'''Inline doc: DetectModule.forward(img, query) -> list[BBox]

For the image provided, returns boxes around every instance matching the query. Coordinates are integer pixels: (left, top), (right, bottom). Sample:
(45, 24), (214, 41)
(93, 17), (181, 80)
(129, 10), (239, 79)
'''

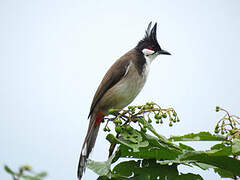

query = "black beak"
(158, 49), (171, 55)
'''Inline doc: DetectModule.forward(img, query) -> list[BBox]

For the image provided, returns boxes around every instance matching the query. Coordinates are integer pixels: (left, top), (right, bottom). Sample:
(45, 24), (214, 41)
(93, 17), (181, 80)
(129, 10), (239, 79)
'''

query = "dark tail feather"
(77, 115), (100, 180)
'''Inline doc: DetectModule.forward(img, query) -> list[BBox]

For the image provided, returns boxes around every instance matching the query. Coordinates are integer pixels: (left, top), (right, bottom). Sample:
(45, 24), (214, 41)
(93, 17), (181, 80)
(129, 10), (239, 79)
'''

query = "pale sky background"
(1, 0), (240, 179)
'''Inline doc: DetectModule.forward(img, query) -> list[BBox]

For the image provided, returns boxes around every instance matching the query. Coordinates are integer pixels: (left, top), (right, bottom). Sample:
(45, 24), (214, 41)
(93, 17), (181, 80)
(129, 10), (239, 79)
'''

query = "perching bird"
(77, 22), (171, 179)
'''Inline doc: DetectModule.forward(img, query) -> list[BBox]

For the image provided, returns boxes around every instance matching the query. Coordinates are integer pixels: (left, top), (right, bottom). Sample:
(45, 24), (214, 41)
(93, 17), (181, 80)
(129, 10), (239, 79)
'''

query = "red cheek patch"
(147, 46), (153, 50)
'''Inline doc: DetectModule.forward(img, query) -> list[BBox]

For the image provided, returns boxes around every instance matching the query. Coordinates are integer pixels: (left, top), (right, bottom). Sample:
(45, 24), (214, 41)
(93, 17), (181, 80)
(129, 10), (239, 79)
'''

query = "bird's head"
(136, 22), (171, 58)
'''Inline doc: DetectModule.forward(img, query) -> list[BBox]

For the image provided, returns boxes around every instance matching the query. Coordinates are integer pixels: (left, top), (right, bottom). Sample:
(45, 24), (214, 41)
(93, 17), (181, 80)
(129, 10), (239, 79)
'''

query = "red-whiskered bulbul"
(77, 22), (171, 179)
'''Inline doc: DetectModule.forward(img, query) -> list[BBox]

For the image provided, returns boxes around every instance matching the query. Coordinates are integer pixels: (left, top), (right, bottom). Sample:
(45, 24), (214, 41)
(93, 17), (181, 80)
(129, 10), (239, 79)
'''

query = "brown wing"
(88, 57), (130, 118)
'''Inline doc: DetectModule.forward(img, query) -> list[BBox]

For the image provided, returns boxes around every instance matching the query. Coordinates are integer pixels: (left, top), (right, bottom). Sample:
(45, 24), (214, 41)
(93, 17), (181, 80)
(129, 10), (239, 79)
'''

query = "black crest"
(136, 22), (162, 52)
(145, 22), (158, 43)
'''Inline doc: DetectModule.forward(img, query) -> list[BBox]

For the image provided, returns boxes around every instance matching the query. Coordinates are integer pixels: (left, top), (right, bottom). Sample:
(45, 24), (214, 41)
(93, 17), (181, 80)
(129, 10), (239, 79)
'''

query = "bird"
(77, 22), (171, 180)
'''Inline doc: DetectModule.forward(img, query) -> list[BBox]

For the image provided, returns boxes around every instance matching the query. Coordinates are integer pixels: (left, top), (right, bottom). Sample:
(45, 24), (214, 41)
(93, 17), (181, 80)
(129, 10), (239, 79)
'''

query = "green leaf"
(157, 159), (193, 166)
(194, 162), (216, 170)
(137, 118), (180, 150)
(232, 138), (240, 155)
(214, 168), (235, 178)
(206, 146), (232, 156)
(169, 132), (226, 141)
(112, 159), (179, 179)
(87, 152), (117, 177)
(210, 143), (226, 150)
(106, 133), (149, 152)
(179, 143), (195, 151)
(22, 175), (42, 180)
(98, 176), (126, 180)
(4, 165), (15, 175)
(35, 172), (47, 178)
(178, 151), (240, 176)
(118, 132), (182, 161)
(20, 165), (32, 171)
(107, 159), (203, 180)
(121, 129), (143, 144)
(176, 173), (203, 180)
(209, 142), (240, 156)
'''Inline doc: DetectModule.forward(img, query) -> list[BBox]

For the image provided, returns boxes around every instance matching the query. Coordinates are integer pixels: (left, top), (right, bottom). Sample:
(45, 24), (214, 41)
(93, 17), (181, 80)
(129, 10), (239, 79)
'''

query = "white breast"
(107, 61), (149, 109)
(99, 51), (158, 113)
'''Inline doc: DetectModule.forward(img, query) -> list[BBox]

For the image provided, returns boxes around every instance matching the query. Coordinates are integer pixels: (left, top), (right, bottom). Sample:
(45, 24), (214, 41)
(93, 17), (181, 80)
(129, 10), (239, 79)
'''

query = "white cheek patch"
(142, 48), (159, 63)
(142, 48), (155, 56)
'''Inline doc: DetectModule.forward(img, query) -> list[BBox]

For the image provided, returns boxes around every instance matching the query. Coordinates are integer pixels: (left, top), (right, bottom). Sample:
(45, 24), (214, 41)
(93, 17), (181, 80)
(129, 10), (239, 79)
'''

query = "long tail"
(77, 112), (103, 180)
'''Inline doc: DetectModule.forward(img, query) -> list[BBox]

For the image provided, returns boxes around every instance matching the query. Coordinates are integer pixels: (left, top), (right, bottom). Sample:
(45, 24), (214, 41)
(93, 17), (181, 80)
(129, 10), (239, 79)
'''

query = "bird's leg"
(108, 133), (120, 157)
(108, 111), (131, 157)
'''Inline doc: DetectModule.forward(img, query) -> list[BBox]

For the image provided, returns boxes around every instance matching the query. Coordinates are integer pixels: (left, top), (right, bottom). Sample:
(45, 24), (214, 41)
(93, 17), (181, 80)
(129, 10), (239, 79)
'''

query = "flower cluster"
(215, 106), (240, 142)
(103, 102), (179, 134)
